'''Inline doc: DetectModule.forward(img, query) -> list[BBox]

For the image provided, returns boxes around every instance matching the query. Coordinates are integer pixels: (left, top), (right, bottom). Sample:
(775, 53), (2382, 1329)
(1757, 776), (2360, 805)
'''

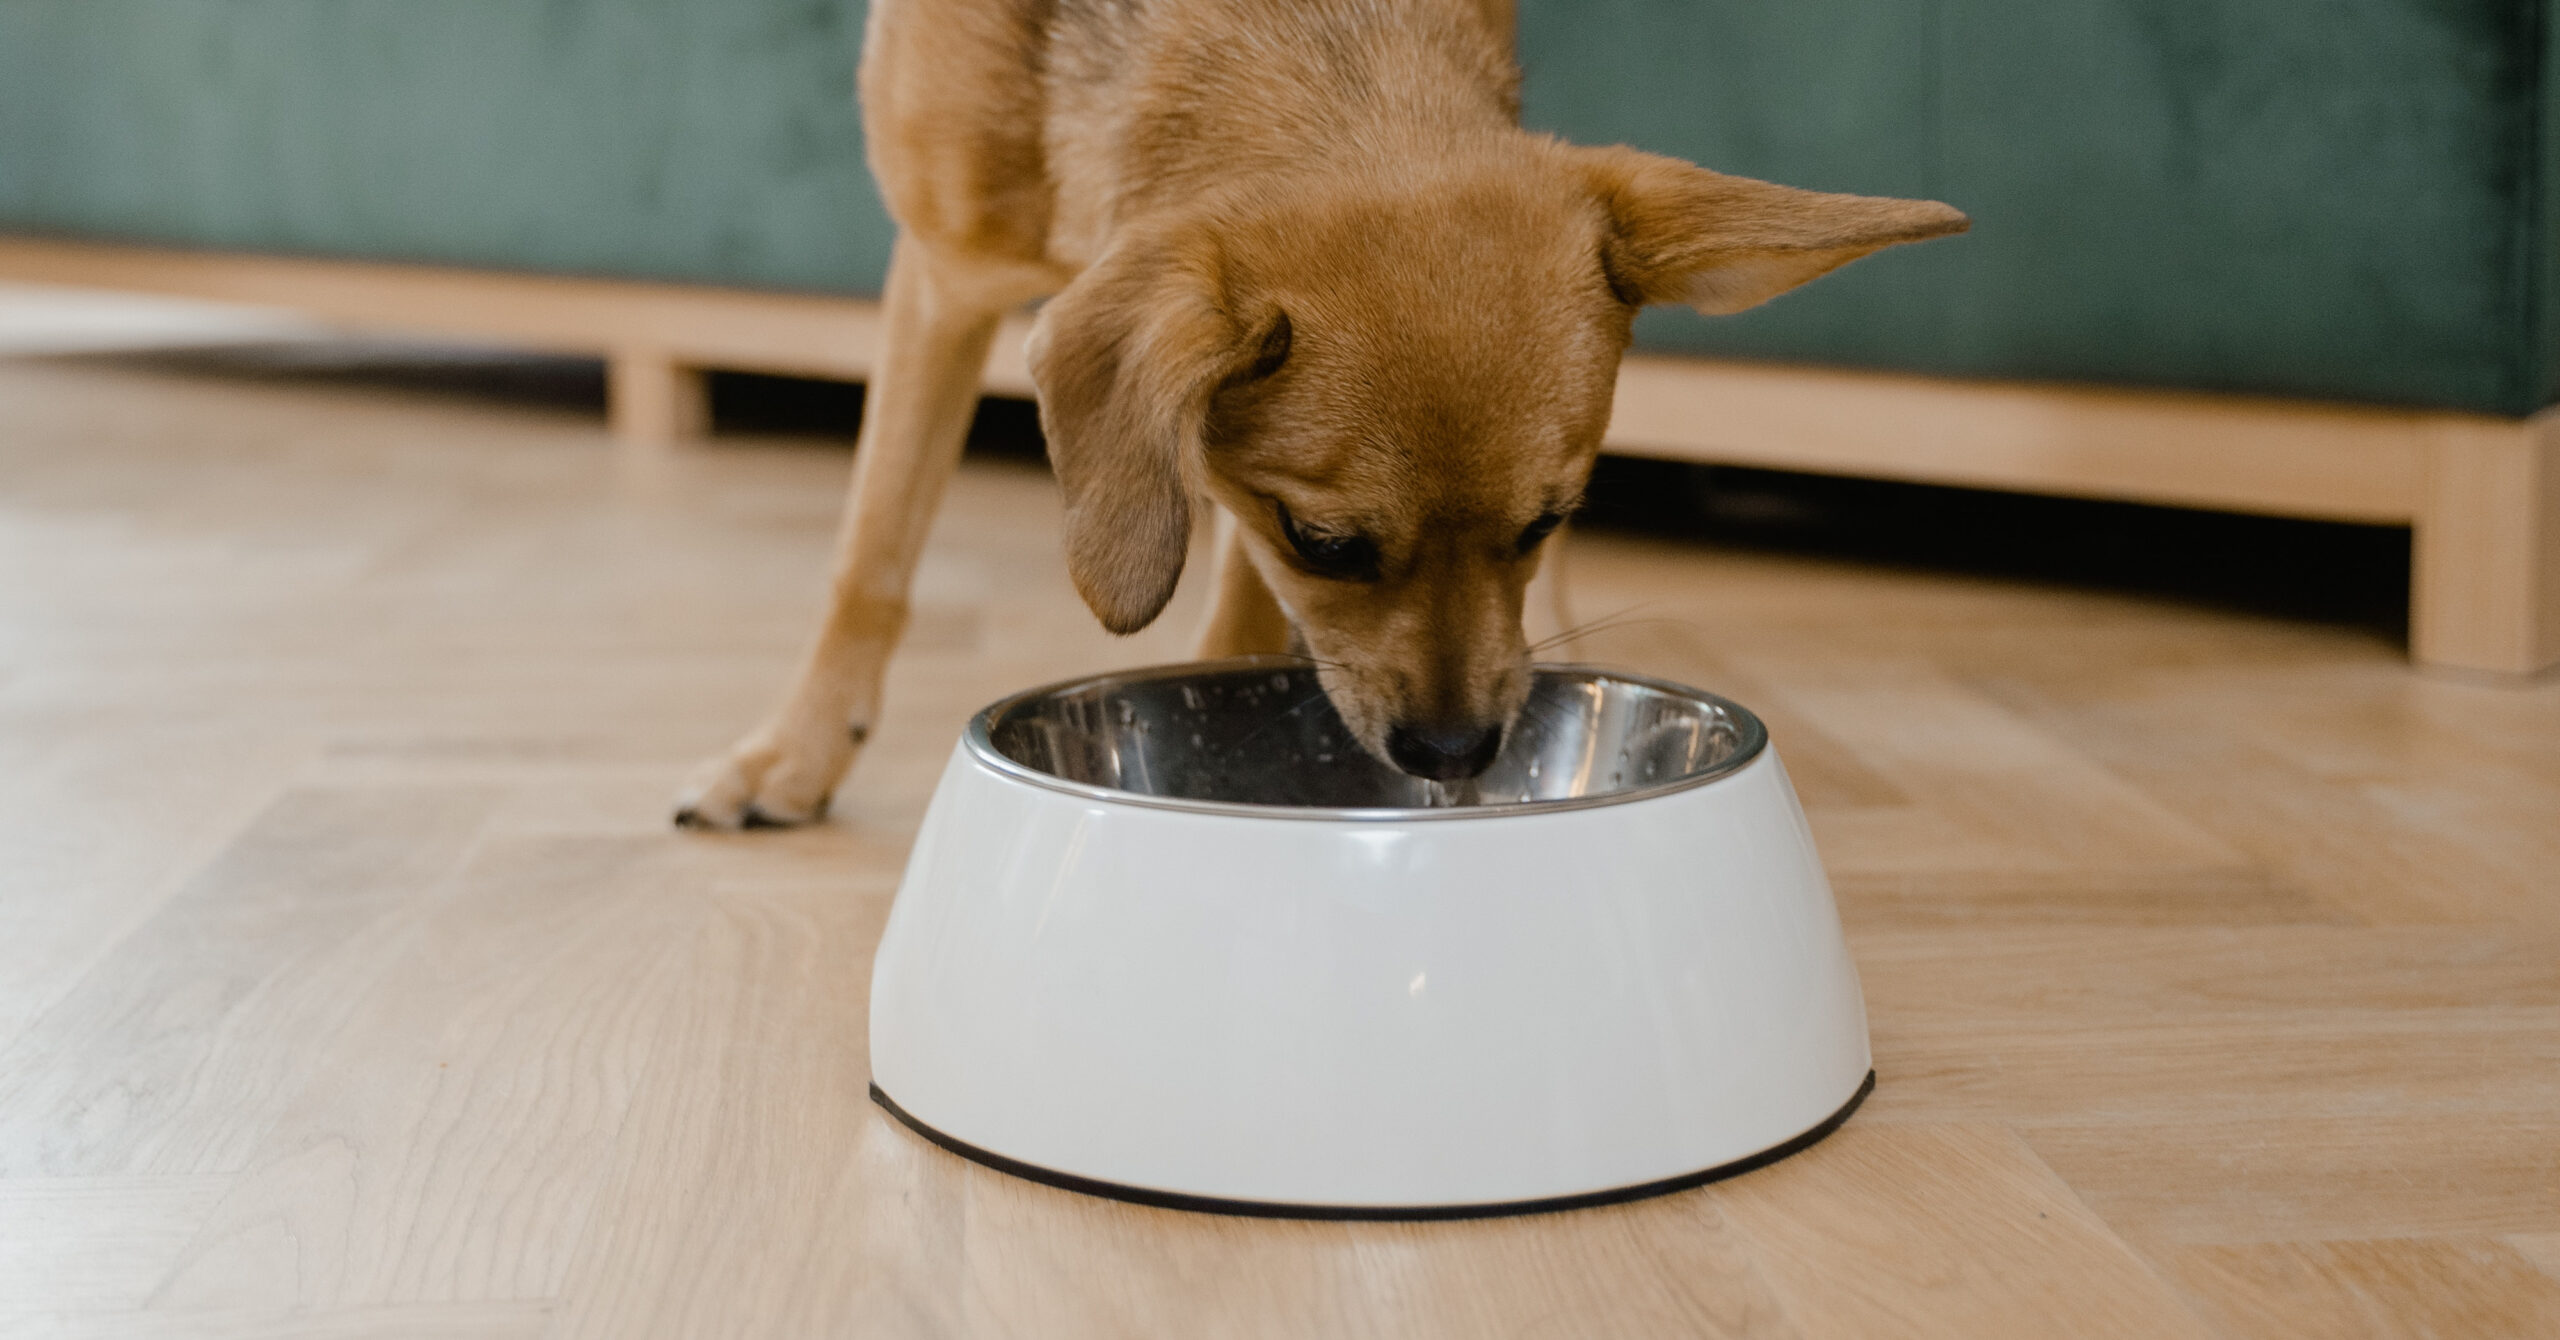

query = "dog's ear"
(1578, 145), (1968, 315)
(1028, 229), (1246, 634)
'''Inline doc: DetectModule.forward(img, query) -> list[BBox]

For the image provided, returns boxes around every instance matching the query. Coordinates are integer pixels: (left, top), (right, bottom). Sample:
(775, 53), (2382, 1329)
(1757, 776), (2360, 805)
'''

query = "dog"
(674, 0), (1965, 827)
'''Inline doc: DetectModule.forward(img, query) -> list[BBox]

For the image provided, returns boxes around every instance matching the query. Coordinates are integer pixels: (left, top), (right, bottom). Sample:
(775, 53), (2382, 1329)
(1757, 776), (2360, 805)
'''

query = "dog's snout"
(1384, 721), (1503, 781)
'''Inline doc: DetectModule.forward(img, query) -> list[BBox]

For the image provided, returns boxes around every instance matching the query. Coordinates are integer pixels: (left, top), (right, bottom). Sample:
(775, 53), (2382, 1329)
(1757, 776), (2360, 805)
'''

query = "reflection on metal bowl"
(980, 660), (1766, 815)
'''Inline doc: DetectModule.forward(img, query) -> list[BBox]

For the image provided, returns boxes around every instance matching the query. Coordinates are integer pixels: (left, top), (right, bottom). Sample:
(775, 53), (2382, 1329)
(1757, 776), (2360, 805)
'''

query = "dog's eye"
(1276, 501), (1379, 581)
(1515, 511), (1567, 555)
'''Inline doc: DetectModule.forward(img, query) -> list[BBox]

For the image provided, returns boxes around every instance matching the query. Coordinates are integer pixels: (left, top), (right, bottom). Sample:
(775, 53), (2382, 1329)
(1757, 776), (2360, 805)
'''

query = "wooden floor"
(1, 344), (2557, 1339)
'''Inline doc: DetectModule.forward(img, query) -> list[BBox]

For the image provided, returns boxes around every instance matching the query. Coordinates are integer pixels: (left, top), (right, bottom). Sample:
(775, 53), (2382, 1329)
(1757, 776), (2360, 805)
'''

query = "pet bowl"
(867, 658), (1870, 1217)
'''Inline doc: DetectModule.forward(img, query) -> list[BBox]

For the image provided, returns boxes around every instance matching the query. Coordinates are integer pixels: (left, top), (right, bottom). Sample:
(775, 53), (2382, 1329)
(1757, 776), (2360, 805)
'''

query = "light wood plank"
(938, 1179), (1802, 1340)
(1706, 1124), (2213, 1339)
(2024, 1116), (2560, 1244)
(0, 789), (499, 1178)
(1736, 656), (2250, 879)
(545, 881), (907, 1340)
(1872, 1011), (2560, 1127)
(0, 716), (316, 1051)
(0, 1178), (230, 1313)
(0, 235), (1038, 396)
(2511, 1232), (2560, 1282)
(1853, 928), (2560, 1126)
(150, 837), (713, 1310)
(0, 1303), (551, 1340)
(1966, 670), (2560, 928)
(1857, 925), (2560, 1022)
(1830, 867), (2341, 931)
(1609, 350), (2432, 524)
(2156, 1238), (2560, 1340)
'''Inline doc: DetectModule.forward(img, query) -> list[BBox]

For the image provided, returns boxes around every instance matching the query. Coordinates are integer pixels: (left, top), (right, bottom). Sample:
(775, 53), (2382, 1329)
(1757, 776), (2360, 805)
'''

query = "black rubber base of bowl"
(868, 1069), (1874, 1222)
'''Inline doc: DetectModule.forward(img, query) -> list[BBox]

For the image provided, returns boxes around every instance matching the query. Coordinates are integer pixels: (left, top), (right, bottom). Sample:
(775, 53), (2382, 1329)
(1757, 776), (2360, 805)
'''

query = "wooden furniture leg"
(608, 346), (710, 444)
(2412, 412), (2560, 676)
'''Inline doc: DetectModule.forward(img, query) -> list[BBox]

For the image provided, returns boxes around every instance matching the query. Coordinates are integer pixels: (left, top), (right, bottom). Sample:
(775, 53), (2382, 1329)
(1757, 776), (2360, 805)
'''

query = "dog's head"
(1029, 140), (1965, 780)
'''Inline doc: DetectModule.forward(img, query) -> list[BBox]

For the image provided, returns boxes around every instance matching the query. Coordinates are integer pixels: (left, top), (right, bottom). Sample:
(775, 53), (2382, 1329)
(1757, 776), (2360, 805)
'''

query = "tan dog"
(676, 0), (1965, 826)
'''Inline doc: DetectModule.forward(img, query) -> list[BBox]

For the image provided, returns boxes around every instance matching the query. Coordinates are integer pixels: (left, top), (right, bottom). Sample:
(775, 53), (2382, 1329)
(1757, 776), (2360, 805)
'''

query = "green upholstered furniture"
(0, 0), (900, 297)
(3, 0), (2555, 673)
(7, 0), (2552, 414)
(1526, 1), (2558, 417)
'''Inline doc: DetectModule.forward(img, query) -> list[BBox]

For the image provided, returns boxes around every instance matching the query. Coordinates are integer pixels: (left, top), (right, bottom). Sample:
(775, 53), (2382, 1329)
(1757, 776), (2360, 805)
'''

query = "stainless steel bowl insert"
(971, 659), (1767, 819)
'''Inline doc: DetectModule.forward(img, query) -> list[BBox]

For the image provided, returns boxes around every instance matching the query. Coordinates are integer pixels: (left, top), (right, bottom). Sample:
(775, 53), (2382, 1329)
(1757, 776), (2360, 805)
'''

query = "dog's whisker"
(1527, 601), (1714, 656)
(1256, 649), (1354, 674)
(1513, 694), (1582, 747)
(1531, 616), (1694, 655)
(1528, 601), (1661, 653)
(1529, 607), (1691, 656)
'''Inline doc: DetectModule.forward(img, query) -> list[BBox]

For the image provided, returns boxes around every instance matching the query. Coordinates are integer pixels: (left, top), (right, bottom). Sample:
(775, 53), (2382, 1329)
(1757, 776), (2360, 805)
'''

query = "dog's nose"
(1384, 722), (1503, 781)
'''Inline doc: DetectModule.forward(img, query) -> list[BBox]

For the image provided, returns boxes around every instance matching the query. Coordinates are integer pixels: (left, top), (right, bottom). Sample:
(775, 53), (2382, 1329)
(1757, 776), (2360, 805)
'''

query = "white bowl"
(868, 658), (1869, 1217)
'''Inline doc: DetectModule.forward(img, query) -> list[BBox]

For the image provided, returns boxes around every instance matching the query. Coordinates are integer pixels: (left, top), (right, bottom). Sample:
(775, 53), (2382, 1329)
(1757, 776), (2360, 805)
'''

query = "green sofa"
(7, 0), (2551, 413)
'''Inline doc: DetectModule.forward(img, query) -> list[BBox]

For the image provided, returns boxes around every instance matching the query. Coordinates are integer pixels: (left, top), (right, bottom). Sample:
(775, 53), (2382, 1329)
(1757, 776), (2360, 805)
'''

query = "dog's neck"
(1041, 0), (1522, 267)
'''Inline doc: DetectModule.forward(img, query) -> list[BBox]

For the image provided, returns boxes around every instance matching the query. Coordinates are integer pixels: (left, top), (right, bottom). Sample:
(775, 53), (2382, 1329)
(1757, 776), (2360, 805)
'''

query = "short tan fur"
(677, 0), (1966, 824)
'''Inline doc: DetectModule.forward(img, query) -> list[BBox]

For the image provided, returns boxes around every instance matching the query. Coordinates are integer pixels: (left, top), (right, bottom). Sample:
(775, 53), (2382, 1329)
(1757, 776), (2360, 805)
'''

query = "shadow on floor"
(1577, 456), (2412, 640)
(57, 345), (2415, 642)
(84, 338), (614, 414)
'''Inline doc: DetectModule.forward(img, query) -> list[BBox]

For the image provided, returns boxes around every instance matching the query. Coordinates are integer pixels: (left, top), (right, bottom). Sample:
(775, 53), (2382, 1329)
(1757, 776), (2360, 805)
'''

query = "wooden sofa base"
(2, 235), (2551, 677)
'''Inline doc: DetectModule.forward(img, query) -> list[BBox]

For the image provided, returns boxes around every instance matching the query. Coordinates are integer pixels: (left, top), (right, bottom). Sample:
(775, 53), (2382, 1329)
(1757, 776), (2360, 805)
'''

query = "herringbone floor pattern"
(1, 348), (2556, 1338)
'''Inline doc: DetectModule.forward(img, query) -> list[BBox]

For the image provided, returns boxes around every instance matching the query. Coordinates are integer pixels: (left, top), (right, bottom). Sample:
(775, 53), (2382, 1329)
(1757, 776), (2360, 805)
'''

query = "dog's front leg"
(676, 242), (1009, 828)
(1193, 508), (1295, 659)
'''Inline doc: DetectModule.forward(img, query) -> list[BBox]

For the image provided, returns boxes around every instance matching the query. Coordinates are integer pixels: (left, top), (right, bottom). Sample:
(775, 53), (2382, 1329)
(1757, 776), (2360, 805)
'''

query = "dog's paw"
(672, 722), (865, 831)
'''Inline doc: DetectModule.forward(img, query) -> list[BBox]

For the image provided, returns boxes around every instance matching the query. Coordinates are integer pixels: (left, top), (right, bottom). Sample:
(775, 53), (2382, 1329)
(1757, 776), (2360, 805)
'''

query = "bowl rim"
(963, 657), (1770, 823)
